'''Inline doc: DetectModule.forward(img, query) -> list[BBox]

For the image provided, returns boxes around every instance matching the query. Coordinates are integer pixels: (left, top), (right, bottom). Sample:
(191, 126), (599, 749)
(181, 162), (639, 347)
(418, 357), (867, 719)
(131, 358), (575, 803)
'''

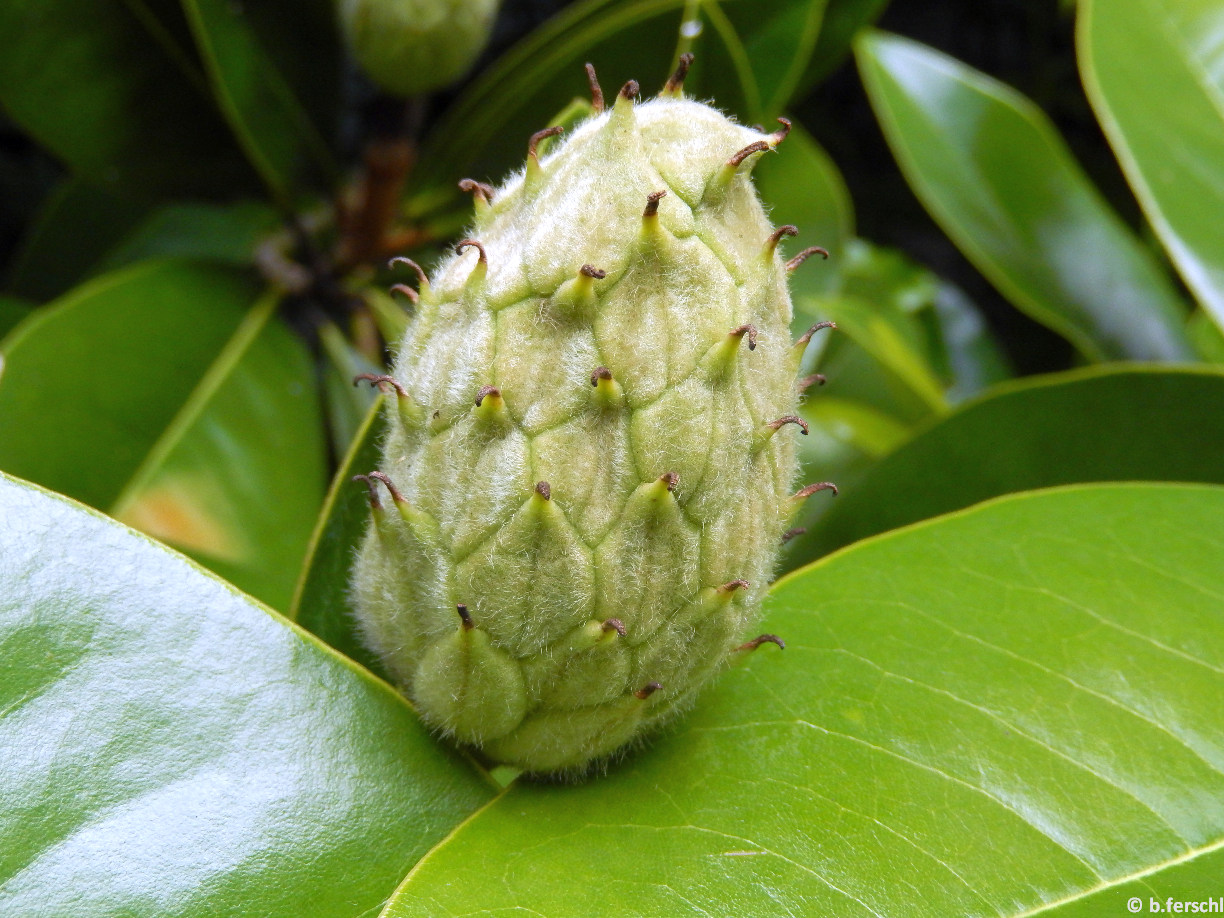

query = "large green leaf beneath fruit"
(856, 30), (1192, 362)
(0, 472), (493, 917)
(0, 260), (257, 509)
(109, 292), (327, 611)
(788, 365), (1224, 563)
(1079, 0), (1224, 337)
(0, 0), (256, 196)
(384, 483), (1224, 916)
(0, 295), (32, 339)
(290, 397), (391, 678)
(181, 0), (336, 201)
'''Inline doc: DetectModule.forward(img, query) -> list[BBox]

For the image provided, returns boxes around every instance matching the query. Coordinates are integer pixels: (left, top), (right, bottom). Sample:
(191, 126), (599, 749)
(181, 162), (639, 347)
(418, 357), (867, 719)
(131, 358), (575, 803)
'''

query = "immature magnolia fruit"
(337, 0), (501, 97)
(352, 58), (835, 776)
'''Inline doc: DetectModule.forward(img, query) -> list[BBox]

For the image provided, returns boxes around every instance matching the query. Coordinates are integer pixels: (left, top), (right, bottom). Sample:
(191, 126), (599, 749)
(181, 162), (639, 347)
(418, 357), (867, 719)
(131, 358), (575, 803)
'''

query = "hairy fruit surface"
(352, 64), (833, 776)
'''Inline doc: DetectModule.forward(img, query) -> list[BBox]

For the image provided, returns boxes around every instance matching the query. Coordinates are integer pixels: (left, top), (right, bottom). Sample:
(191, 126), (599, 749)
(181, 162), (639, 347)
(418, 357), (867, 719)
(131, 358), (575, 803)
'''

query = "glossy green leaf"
(688, 0), (828, 122)
(1079, 0), (1224, 336)
(4, 178), (154, 301)
(290, 398), (390, 678)
(1190, 309), (1224, 364)
(0, 295), (32, 339)
(386, 483), (1224, 916)
(95, 200), (280, 273)
(0, 0), (256, 196)
(0, 260), (257, 509)
(318, 321), (381, 461)
(856, 30), (1193, 361)
(0, 472), (492, 917)
(109, 293), (327, 612)
(791, 365), (1224, 562)
(181, 0), (337, 201)
(795, 0), (891, 93)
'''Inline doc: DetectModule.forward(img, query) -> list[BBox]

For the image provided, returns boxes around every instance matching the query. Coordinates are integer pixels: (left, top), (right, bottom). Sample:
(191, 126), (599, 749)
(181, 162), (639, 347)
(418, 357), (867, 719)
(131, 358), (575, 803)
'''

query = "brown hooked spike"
(795, 481), (839, 500)
(634, 681), (663, 700)
(643, 189), (667, 218)
(456, 239), (487, 265)
(456, 603), (474, 630)
(474, 385), (500, 407)
(528, 125), (564, 161)
(731, 324), (758, 351)
(591, 366), (613, 386)
(580, 264), (607, 279)
(351, 474), (383, 511)
(798, 373), (827, 391)
(659, 471), (679, 492)
(768, 415), (810, 436)
(389, 283), (418, 304)
(458, 178), (495, 205)
(718, 579), (750, 594)
(535, 481), (552, 501)
(728, 140), (770, 169)
(353, 373), (408, 398)
(738, 634), (786, 652)
(618, 79), (640, 100)
(602, 618), (627, 636)
(584, 62), (605, 112)
(796, 320), (837, 348)
(781, 527), (807, 544)
(786, 246), (830, 272)
(663, 52), (694, 95)
(771, 117), (792, 145)
(388, 256), (428, 288)
(766, 225), (799, 254)
(367, 470), (406, 503)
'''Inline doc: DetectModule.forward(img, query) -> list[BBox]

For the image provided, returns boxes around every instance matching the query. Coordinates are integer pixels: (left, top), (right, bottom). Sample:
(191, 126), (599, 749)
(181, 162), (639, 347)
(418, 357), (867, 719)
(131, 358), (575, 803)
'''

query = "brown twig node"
(367, 471), (405, 502)
(591, 366), (613, 386)
(718, 579), (750, 594)
(580, 264), (607, 279)
(664, 52), (694, 95)
(585, 62), (605, 112)
(781, 527), (807, 544)
(771, 117), (792, 144)
(353, 373), (408, 397)
(660, 471), (679, 492)
(535, 481), (552, 501)
(602, 618), (627, 636)
(618, 79), (640, 100)
(456, 603), (474, 630)
(474, 385), (500, 407)
(798, 373), (827, 390)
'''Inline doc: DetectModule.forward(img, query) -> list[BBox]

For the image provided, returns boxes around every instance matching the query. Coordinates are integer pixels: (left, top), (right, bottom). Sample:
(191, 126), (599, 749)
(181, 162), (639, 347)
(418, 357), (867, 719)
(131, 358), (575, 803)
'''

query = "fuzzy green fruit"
(338, 0), (501, 97)
(352, 60), (835, 776)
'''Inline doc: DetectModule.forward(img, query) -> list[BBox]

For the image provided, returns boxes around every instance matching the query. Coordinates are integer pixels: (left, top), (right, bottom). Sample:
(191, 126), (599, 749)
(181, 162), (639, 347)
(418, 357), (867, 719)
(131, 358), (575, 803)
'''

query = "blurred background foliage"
(2, 0), (1222, 621)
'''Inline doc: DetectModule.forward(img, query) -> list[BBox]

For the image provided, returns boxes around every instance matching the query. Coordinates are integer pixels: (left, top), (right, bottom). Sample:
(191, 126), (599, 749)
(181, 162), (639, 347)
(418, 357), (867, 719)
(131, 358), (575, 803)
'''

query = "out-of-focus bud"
(338, 0), (502, 97)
